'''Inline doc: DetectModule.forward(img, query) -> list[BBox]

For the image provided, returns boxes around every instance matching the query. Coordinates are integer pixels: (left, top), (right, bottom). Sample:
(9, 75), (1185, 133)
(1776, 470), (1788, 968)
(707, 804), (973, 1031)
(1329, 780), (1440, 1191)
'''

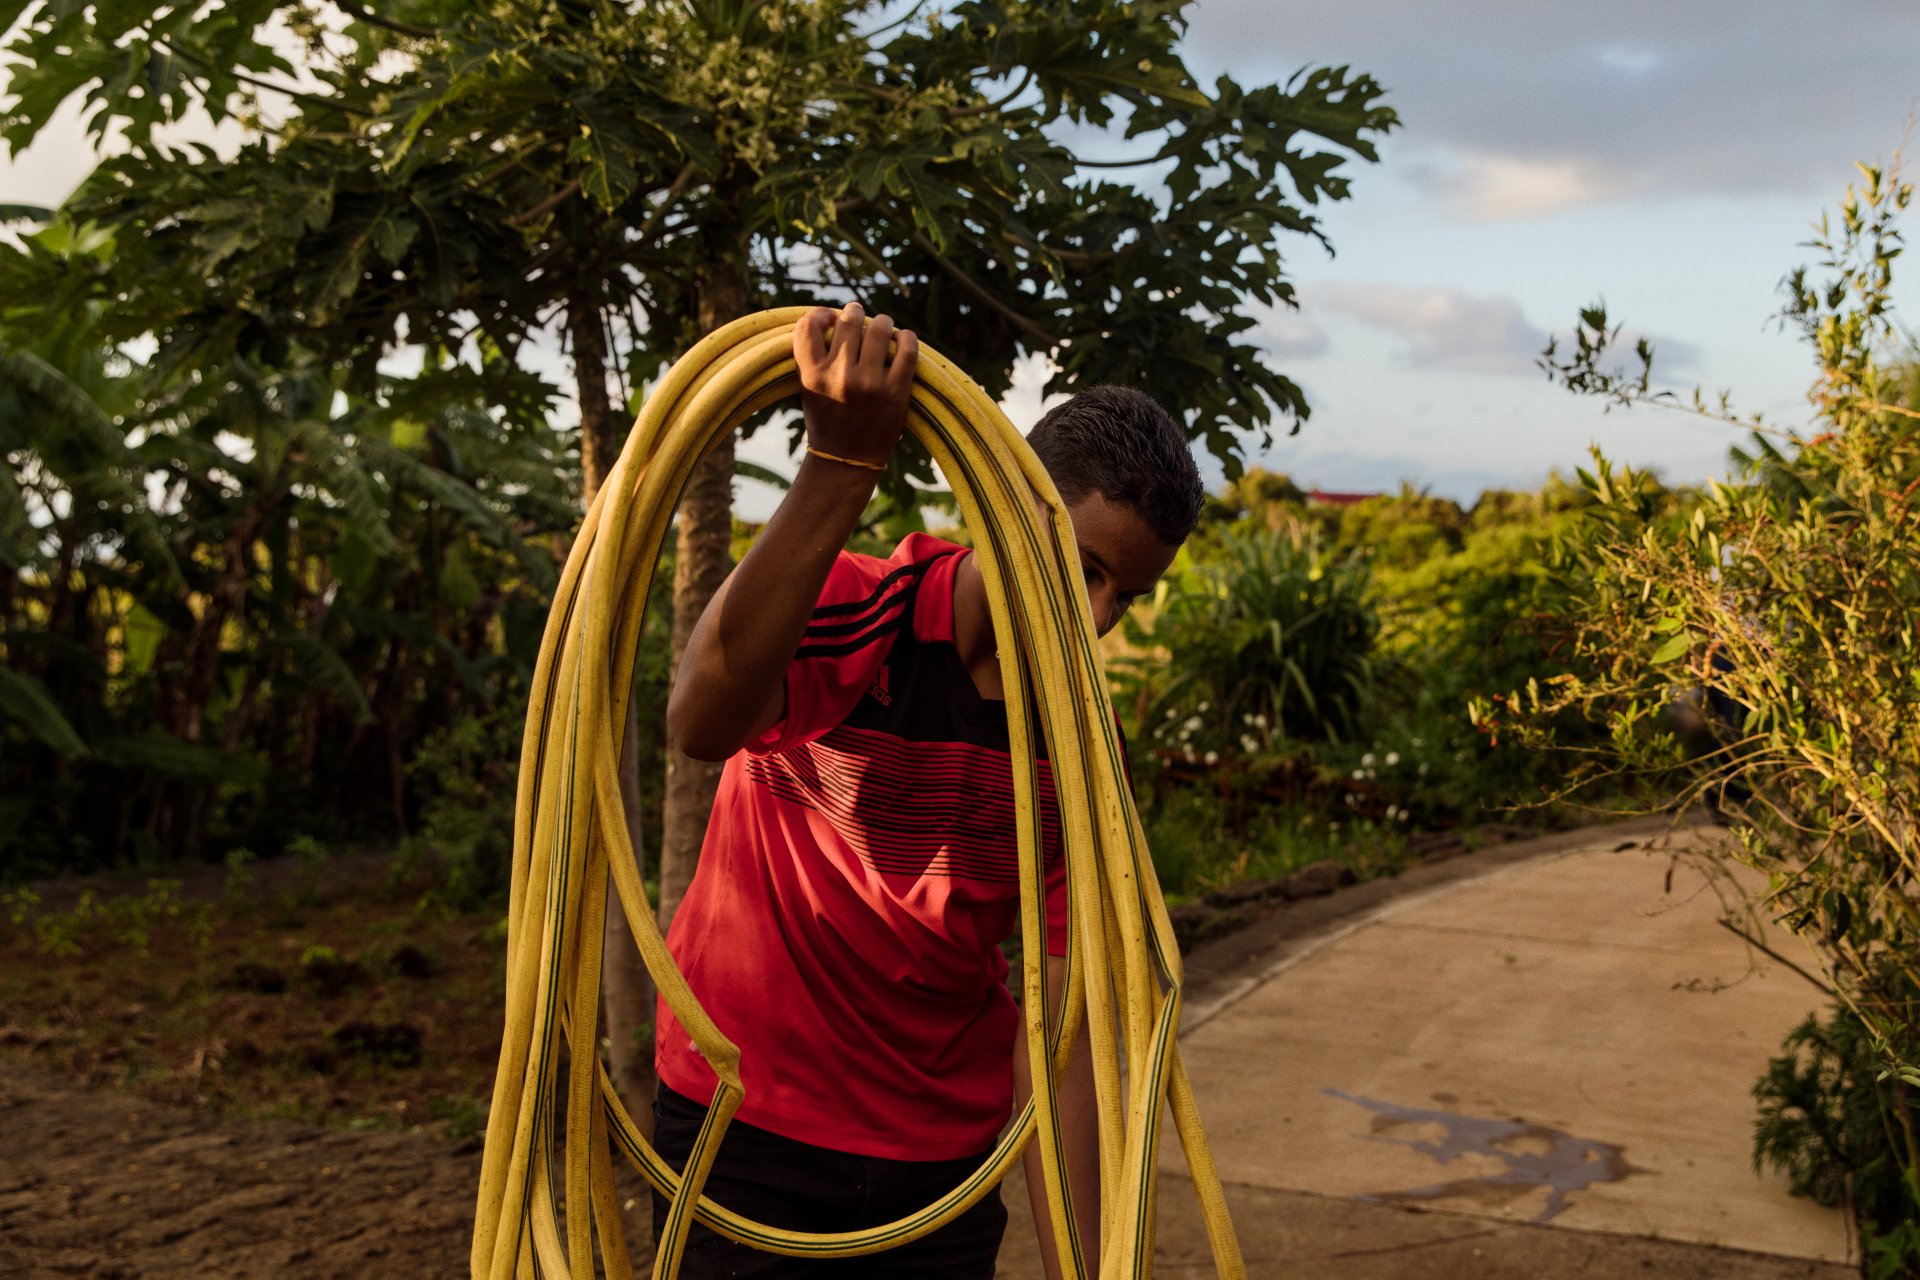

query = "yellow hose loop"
(472, 308), (1248, 1280)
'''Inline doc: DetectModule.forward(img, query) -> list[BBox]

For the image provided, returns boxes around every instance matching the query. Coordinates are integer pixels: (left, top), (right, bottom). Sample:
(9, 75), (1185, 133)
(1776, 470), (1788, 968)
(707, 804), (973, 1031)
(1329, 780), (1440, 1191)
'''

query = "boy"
(653, 302), (1204, 1279)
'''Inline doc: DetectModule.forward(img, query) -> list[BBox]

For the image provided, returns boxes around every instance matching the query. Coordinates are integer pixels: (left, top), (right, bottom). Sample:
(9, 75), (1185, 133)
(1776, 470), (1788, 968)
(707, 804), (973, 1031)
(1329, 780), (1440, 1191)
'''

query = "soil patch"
(0, 822), (1699, 1276)
(0, 855), (508, 1138)
(0, 1059), (504, 1278)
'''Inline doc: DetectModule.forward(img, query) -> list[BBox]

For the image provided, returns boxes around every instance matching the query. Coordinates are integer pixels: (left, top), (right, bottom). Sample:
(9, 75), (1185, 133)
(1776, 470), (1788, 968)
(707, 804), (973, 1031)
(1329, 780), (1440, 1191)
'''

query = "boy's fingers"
(826, 301), (864, 364)
(860, 314), (895, 375)
(885, 329), (920, 396)
(794, 308), (832, 371)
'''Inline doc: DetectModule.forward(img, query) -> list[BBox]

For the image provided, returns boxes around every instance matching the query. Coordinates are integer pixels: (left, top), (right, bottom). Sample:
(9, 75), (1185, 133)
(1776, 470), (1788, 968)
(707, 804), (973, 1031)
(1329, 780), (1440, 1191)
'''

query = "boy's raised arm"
(665, 302), (919, 763)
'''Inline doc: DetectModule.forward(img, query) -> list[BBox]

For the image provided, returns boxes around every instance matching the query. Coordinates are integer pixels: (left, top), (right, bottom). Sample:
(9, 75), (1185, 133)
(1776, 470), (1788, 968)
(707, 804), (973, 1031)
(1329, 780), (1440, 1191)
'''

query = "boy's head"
(1028, 386), (1204, 547)
(1027, 386), (1202, 636)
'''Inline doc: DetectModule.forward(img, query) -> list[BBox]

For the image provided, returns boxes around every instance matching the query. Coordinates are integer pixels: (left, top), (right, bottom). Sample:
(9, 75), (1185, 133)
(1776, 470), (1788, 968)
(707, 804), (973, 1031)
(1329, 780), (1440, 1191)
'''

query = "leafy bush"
(1754, 1002), (1920, 1279)
(0, 878), (214, 957)
(1318, 485), (1468, 573)
(397, 522), (676, 910)
(1119, 520), (1384, 758)
(1141, 784), (1409, 902)
(1508, 160), (1920, 1250)
(0, 255), (575, 875)
(403, 707), (522, 910)
(287, 834), (330, 907)
(1171, 472), (1623, 825)
(1314, 722), (1487, 827)
(1371, 479), (1650, 821)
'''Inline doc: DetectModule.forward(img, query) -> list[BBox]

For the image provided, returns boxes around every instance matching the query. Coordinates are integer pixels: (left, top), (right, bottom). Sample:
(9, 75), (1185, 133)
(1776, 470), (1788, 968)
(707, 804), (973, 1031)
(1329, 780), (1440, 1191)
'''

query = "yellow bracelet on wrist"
(806, 445), (887, 472)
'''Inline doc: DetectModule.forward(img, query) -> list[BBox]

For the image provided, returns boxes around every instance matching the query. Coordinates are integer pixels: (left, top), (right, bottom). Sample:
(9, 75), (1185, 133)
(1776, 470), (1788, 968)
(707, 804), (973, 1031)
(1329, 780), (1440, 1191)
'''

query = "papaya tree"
(2, 0), (1396, 1105)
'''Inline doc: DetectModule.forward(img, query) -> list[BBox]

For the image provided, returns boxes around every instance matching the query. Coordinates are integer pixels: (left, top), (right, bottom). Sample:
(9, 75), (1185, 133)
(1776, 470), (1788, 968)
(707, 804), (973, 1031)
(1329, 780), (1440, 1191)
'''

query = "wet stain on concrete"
(1326, 1089), (1649, 1223)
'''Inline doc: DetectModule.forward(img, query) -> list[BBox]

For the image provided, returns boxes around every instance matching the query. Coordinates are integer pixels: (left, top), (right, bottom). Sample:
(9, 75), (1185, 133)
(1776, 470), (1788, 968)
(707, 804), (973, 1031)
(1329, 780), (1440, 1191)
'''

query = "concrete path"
(998, 820), (1858, 1278)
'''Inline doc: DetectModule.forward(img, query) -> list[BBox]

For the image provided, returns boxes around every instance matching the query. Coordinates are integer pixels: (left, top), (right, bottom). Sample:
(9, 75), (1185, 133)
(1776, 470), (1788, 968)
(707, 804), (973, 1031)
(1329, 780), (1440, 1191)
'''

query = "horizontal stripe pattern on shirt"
(745, 724), (1063, 883)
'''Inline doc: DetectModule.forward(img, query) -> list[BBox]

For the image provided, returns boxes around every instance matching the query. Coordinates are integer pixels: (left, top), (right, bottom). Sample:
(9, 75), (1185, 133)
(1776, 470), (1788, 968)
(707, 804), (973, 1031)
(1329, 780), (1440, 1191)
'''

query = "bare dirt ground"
(0, 820), (1853, 1279)
(0, 852), (509, 1139)
(0, 1060), (492, 1279)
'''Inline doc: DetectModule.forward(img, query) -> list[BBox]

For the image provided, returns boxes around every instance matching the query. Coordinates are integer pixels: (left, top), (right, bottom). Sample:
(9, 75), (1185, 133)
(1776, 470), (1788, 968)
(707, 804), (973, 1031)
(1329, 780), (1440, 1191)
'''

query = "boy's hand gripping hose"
(471, 309), (1248, 1280)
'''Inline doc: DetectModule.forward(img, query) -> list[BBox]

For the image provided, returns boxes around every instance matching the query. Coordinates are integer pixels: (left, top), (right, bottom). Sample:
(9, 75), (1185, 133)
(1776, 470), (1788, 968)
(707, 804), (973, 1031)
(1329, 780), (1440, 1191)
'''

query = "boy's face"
(1064, 491), (1180, 638)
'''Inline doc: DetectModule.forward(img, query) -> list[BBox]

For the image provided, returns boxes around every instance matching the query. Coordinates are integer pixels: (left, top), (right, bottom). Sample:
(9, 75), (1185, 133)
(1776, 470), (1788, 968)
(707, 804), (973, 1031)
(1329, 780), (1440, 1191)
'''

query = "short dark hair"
(1027, 386), (1203, 546)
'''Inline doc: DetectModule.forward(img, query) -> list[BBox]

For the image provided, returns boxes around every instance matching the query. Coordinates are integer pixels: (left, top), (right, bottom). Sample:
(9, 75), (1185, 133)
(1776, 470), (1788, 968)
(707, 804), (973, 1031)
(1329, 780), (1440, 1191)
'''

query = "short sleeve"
(747, 535), (967, 756)
(910, 541), (968, 645)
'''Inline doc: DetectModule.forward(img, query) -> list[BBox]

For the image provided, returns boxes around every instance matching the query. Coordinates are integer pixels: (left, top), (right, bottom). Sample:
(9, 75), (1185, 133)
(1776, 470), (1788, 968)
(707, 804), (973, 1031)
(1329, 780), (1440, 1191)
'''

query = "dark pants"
(648, 1085), (1007, 1279)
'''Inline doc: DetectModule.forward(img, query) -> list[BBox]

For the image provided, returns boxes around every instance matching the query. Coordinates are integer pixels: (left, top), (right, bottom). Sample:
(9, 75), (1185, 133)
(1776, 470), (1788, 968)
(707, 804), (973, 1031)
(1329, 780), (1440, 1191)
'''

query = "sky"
(1154, 0), (1920, 499)
(4, 2), (1917, 510)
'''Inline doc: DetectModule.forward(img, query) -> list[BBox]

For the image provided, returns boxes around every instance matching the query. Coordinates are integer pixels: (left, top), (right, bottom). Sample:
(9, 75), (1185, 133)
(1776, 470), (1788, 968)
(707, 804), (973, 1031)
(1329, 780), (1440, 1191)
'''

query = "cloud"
(1590, 43), (1666, 79)
(1425, 152), (1629, 221)
(1316, 284), (1547, 376)
(1302, 283), (1703, 382)
(1184, 0), (1920, 208)
(1261, 308), (1332, 361)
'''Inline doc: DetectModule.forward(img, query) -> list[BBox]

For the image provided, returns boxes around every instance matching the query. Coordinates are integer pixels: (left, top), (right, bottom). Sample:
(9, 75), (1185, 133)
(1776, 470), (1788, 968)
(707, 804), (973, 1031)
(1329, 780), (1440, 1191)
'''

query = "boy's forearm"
(665, 455), (880, 761)
(1016, 957), (1103, 1280)
(666, 302), (916, 762)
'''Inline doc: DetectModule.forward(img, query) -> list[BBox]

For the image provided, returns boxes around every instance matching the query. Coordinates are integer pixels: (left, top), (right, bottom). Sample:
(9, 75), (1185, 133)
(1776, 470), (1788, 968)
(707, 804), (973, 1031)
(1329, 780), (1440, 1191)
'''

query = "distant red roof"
(1305, 490), (1381, 506)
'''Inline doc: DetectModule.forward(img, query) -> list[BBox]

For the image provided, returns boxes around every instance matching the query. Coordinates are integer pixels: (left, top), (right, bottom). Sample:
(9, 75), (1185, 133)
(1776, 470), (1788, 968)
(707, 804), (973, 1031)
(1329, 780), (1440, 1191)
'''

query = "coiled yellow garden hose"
(471, 308), (1247, 1280)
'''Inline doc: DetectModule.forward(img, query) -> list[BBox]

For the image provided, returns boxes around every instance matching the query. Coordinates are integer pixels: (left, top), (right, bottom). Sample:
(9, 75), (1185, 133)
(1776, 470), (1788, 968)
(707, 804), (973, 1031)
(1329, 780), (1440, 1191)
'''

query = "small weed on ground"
(0, 849), (508, 1141)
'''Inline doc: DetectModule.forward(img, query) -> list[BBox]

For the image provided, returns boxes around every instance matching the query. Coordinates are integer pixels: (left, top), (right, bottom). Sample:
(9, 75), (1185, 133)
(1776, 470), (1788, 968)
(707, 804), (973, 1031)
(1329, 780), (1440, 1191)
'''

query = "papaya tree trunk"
(569, 290), (657, 1119)
(602, 711), (652, 1117)
(656, 264), (746, 935)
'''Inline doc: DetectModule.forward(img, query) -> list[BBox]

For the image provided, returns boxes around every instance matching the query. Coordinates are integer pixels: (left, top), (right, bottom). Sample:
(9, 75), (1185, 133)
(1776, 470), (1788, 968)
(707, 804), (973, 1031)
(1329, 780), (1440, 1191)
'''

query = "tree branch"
(632, 162), (699, 246)
(832, 234), (909, 295)
(468, 142), (545, 191)
(817, 243), (880, 312)
(838, 193), (1112, 266)
(510, 161), (696, 233)
(151, 38), (371, 118)
(1002, 229), (1111, 266)
(907, 230), (1052, 344)
(329, 0), (439, 39)
(1860, 398), (1920, 422)
(1587, 386), (1804, 443)
(1716, 916), (1837, 997)
(953, 68), (1034, 118)
(863, 0), (932, 40)
(506, 179), (582, 226)
(1075, 140), (1185, 170)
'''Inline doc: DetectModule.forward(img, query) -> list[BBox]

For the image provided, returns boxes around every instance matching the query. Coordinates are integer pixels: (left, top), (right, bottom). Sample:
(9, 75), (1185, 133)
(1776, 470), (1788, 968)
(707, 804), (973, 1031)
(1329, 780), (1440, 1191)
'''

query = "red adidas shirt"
(655, 533), (1071, 1160)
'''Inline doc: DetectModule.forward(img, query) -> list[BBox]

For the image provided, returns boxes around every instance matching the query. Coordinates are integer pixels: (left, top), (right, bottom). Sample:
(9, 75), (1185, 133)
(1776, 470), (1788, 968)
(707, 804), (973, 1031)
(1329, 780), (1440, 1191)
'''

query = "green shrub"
(404, 707), (521, 911)
(1754, 1002), (1920, 1279)
(2, 878), (212, 957)
(431, 1093), (489, 1141)
(286, 835), (329, 907)
(222, 847), (257, 909)
(1510, 160), (1920, 1248)
(1141, 782), (1408, 902)
(1120, 521), (1384, 757)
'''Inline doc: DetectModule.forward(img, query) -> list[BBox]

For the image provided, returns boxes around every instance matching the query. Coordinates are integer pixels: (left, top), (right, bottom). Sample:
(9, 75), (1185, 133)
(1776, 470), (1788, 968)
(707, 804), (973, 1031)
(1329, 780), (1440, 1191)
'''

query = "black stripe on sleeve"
(805, 562), (925, 623)
(793, 615), (910, 660)
(801, 588), (912, 640)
